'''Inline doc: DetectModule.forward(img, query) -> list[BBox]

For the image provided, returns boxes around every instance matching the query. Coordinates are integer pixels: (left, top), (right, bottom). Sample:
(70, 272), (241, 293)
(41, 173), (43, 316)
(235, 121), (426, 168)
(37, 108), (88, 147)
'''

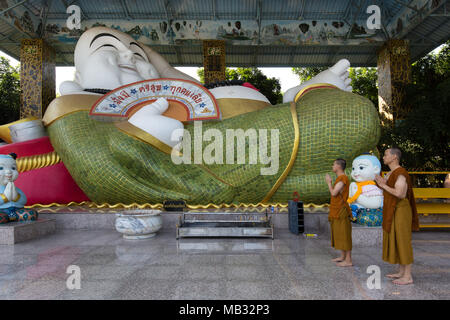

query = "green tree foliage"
(292, 42), (449, 172)
(198, 67), (283, 105)
(0, 57), (21, 125)
(291, 66), (326, 82)
(348, 67), (378, 107)
(380, 41), (450, 172)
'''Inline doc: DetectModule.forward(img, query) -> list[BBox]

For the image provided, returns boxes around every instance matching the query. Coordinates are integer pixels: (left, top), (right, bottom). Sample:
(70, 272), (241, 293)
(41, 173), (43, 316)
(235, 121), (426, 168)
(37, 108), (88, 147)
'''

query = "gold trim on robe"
(114, 121), (180, 156)
(42, 94), (98, 126)
(261, 102), (300, 203)
(294, 83), (338, 103)
(216, 98), (271, 119)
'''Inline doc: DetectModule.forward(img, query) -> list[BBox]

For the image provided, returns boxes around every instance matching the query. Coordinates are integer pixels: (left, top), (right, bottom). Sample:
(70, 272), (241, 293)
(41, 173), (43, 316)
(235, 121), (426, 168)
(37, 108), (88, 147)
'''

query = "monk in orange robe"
(375, 148), (419, 285)
(326, 158), (352, 267)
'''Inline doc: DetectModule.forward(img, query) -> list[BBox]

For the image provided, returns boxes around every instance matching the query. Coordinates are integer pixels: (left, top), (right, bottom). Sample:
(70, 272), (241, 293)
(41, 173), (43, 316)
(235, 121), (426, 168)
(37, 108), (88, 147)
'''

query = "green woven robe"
(47, 87), (380, 205)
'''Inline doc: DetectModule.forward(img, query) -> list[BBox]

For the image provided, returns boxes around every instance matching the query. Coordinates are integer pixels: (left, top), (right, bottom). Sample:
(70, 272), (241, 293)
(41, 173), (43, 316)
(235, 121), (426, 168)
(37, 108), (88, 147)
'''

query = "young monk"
(325, 158), (352, 267)
(374, 148), (419, 285)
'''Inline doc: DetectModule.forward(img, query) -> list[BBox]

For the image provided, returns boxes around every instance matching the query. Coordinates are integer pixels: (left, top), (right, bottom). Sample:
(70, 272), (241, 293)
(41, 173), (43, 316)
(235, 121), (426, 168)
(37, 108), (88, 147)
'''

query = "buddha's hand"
(128, 97), (184, 148)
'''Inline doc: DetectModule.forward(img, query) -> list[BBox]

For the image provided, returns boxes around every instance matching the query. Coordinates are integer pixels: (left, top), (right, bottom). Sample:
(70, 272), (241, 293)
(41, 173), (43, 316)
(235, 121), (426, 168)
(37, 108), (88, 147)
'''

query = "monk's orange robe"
(381, 167), (419, 265)
(329, 174), (352, 251)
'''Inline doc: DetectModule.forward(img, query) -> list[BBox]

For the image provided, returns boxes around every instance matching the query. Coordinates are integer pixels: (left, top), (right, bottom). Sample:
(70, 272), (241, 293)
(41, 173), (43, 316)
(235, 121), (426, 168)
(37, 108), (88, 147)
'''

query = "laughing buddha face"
(74, 27), (160, 90)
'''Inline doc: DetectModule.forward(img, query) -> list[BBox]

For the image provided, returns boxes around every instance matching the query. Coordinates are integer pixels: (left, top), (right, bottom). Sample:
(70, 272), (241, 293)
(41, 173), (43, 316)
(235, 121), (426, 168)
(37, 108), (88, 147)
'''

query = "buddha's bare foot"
(282, 59), (352, 102)
(392, 277), (413, 285)
(336, 261), (353, 267)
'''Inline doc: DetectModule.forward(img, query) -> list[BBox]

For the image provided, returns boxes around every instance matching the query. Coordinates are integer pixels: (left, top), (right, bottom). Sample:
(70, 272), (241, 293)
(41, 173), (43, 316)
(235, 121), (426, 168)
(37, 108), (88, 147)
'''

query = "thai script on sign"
(90, 78), (221, 121)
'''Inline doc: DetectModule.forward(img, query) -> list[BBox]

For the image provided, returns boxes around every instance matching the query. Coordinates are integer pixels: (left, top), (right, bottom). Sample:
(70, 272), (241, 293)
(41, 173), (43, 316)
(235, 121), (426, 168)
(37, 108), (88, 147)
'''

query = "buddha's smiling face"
(74, 27), (159, 90)
(351, 158), (379, 182)
(0, 157), (18, 186)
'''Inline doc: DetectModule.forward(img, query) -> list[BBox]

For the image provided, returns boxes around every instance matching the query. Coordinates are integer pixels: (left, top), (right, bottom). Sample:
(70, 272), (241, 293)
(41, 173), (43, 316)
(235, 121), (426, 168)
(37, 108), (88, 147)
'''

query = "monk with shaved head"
(374, 148), (419, 285)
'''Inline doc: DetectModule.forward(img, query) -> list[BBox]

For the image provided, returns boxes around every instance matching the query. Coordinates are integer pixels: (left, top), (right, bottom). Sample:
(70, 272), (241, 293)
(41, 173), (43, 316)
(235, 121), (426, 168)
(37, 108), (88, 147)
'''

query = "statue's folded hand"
(127, 98), (184, 148)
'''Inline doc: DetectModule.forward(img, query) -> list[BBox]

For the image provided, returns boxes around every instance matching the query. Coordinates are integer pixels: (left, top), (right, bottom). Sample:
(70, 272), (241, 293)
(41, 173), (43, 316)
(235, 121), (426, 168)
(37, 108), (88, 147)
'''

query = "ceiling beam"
(410, 29), (440, 46)
(288, 46), (297, 65)
(329, 0), (365, 65)
(39, 0), (53, 38)
(418, 15), (450, 43)
(211, 0), (216, 20)
(0, 0), (29, 16)
(298, 0), (306, 20)
(341, 0), (353, 22)
(376, 0), (392, 40)
(256, 0), (262, 45)
(393, 0), (422, 13)
(0, 11), (36, 39)
(390, 0), (447, 40)
(120, 0), (132, 20)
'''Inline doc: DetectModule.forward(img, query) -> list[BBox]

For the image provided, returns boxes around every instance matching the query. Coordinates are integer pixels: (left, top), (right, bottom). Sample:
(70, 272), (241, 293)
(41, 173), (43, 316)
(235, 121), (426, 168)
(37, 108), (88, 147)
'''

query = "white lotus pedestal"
(115, 210), (162, 239)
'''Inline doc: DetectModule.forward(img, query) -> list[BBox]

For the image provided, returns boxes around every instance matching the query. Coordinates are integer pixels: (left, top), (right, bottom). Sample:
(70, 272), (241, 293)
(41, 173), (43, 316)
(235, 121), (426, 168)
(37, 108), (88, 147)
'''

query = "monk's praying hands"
(374, 174), (386, 188)
(325, 173), (332, 185)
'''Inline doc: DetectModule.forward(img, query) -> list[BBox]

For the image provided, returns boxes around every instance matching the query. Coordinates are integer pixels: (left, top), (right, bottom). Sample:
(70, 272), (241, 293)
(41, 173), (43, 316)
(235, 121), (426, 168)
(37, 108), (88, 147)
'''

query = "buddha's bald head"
(74, 26), (159, 90)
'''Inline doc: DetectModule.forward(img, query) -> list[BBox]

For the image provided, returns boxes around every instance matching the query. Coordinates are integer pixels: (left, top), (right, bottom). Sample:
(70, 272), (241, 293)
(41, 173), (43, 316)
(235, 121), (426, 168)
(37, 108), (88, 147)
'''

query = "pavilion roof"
(0, 0), (448, 67)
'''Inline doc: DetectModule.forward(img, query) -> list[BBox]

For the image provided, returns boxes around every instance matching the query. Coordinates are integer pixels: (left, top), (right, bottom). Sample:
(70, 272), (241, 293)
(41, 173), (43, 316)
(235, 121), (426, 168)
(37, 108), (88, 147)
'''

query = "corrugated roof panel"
(215, 0), (257, 20)
(261, 0), (305, 20)
(172, 0), (215, 19)
(125, 0), (169, 19)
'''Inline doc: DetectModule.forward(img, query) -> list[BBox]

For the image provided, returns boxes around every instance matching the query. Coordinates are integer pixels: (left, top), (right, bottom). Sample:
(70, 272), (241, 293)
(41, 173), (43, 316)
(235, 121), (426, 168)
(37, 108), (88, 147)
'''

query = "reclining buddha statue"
(3, 27), (381, 206)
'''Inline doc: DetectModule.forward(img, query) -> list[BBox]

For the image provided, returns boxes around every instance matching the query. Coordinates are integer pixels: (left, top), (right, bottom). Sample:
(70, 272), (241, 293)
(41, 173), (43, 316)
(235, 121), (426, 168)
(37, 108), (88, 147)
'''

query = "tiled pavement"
(0, 229), (448, 300)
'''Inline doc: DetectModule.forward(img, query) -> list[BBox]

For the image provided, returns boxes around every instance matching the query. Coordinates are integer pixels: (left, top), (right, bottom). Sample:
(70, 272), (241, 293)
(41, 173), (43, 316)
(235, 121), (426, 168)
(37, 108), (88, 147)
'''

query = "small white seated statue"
(347, 154), (384, 226)
(0, 153), (38, 223)
(58, 26), (354, 148)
